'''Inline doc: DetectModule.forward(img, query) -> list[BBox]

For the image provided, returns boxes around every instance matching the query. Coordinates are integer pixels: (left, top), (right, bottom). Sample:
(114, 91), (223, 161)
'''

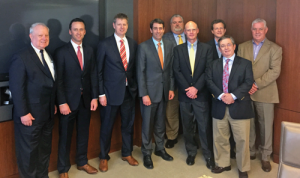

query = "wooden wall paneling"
(216, 0), (276, 44)
(0, 121), (18, 178)
(276, 0), (300, 112)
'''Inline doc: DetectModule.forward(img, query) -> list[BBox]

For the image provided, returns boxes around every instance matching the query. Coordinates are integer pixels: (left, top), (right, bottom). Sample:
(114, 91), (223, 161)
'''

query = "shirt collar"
(252, 38), (266, 46)
(70, 39), (82, 49)
(114, 33), (127, 42)
(173, 32), (185, 38)
(152, 37), (163, 46)
(214, 38), (218, 45)
(187, 39), (198, 48)
(31, 43), (44, 53)
(223, 53), (235, 62)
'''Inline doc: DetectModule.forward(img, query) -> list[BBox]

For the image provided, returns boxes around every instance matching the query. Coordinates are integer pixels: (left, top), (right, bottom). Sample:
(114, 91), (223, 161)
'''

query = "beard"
(173, 27), (183, 32)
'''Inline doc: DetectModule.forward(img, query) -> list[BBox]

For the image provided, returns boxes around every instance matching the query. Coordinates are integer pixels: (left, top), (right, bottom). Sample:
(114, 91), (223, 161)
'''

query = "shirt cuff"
(59, 103), (67, 106)
(218, 93), (224, 100)
(99, 94), (105, 97)
(230, 93), (237, 100)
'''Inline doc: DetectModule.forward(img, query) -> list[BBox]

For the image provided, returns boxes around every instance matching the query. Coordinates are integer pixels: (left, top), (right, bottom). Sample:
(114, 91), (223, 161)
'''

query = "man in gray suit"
(137, 18), (175, 169)
(162, 14), (185, 148)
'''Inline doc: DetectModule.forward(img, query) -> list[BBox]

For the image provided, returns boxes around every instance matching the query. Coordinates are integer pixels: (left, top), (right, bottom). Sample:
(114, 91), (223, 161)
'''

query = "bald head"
(184, 21), (199, 43)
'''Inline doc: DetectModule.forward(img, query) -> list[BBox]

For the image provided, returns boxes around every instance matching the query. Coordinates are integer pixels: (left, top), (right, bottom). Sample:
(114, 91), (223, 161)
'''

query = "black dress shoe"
(165, 138), (178, 148)
(250, 154), (256, 160)
(211, 165), (231, 173)
(186, 155), (195, 165)
(238, 170), (248, 178)
(154, 149), (173, 161)
(143, 155), (153, 169)
(205, 158), (215, 169)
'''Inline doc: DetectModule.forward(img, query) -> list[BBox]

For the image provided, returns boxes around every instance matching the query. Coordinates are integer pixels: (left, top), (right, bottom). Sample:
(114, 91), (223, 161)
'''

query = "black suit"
(206, 56), (254, 119)
(173, 41), (213, 158)
(55, 42), (98, 173)
(9, 46), (56, 178)
(97, 35), (137, 159)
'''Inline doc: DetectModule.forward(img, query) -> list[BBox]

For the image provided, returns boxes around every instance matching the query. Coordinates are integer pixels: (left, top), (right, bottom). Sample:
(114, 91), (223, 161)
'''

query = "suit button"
(191, 83), (193, 85)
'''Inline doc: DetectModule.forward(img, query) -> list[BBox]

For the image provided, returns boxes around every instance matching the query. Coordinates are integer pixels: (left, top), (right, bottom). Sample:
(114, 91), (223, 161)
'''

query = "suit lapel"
(148, 39), (163, 70)
(68, 42), (82, 70)
(82, 44), (89, 74)
(110, 35), (126, 71)
(29, 46), (53, 79)
(194, 41), (202, 72)
(253, 39), (269, 64)
(127, 37), (134, 69)
(182, 43), (192, 74)
(229, 56), (241, 83)
(217, 58), (223, 81)
(169, 33), (177, 46)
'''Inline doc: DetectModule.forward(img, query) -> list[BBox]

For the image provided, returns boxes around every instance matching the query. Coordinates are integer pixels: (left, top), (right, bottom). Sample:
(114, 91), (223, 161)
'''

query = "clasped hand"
(221, 93), (234, 105)
(185, 87), (198, 99)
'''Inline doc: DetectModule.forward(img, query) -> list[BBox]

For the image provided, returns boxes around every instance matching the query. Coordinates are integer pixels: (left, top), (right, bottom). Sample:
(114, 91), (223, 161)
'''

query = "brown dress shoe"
(238, 170), (248, 178)
(77, 163), (98, 174)
(122, 155), (139, 166)
(99, 159), (108, 172)
(211, 166), (231, 173)
(59, 172), (69, 178)
(261, 160), (271, 172)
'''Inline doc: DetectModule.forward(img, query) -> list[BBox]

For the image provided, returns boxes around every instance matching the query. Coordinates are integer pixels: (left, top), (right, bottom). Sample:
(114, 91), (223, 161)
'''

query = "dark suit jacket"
(162, 32), (177, 47)
(173, 41), (213, 102)
(137, 38), (174, 103)
(206, 56), (254, 119)
(97, 35), (138, 106)
(55, 42), (98, 110)
(9, 46), (56, 122)
(207, 39), (239, 60)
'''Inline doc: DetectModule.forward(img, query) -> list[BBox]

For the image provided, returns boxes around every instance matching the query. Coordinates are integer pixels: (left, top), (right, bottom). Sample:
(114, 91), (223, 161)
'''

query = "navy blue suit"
(97, 35), (137, 159)
(9, 46), (56, 178)
(55, 42), (98, 173)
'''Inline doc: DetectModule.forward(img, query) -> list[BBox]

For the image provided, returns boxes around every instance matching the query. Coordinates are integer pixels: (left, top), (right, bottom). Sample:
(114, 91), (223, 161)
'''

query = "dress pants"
(213, 107), (251, 172)
(140, 97), (167, 156)
(15, 116), (54, 178)
(180, 101), (212, 159)
(250, 101), (274, 161)
(165, 89), (180, 140)
(57, 96), (91, 173)
(99, 87), (135, 159)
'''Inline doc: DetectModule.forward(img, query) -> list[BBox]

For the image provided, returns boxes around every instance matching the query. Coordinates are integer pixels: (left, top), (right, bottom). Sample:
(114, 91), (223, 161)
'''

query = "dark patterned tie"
(222, 59), (230, 93)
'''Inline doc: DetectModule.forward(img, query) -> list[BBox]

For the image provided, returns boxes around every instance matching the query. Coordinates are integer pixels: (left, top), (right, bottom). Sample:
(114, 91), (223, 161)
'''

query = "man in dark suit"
(9, 23), (56, 178)
(207, 19), (237, 159)
(206, 35), (254, 178)
(55, 18), (98, 178)
(173, 21), (214, 168)
(162, 14), (185, 148)
(137, 18), (175, 169)
(97, 13), (138, 172)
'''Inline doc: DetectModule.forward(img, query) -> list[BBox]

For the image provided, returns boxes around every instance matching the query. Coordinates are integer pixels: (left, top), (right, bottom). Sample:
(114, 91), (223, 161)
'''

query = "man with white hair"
(9, 23), (56, 178)
(238, 18), (282, 172)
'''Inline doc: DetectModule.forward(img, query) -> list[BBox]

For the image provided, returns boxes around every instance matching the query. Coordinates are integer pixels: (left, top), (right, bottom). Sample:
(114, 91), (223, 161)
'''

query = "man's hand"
(21, 113), (35, 126)
(90, 99), (98, 111)
(99, 95), (107, 106)
(185, 87), (198, 99)
(54, 105), (57, 114)
(169, 90), (175, 100)
(221, 93), (235, 105)
(59, 104), (71, 115)
(142, 95), (151, 106)
(249, 83), (258, 95)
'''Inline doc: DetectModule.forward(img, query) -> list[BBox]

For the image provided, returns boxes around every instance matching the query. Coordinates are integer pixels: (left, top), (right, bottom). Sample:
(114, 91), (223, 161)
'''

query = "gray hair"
(170, 14), (184, 24)
(218, 35), (235, 47)
(251, 18), (267, 28)
(29, 23), (49, 34)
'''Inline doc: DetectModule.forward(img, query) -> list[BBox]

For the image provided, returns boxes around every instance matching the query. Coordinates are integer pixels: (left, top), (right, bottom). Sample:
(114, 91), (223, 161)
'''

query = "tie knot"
(178, 35), (181, 38)
(226, 59), (230, 63)
(40, 50), (44, 54)
(77, 46), (81, 50)
(191, 44), (194, 47)
(157, 42), (161, 46)
(120, 39), (124, 43)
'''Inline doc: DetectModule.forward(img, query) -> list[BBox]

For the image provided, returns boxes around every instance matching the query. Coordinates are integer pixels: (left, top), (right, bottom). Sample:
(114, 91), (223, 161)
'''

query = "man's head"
(170, 14), (184, 35)
(211, 19), (226, 40)
(69, 18), (86, 45)
(184, 21), (199, 42)
(113, 13), (128, 38)
(29, 23), (49, 50)
(218, 35), (236, 58)
(150, 18), (165, 41)
(251, 18), (268, 44)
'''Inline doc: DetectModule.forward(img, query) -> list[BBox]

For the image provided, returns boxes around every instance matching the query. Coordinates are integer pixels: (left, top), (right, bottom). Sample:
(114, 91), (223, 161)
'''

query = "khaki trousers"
(213, 107), (251, 172)
(250, 101), (274, 161)
(165, 89), (180, 140)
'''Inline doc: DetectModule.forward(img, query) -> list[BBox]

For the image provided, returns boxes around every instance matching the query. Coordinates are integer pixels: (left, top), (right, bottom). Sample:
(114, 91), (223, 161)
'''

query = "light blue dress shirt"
(173, 32), (186, 45)
(152, 37), (164, 61)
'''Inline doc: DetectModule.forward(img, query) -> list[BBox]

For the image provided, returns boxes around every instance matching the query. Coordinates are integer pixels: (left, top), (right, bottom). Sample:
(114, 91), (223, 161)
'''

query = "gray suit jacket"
(137, 38), (175, 103)
(162, 32), (177, 47)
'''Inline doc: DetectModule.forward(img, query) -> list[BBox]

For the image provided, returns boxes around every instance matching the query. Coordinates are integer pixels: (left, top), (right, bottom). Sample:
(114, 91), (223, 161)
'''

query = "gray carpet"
(49, 136), (278, 178)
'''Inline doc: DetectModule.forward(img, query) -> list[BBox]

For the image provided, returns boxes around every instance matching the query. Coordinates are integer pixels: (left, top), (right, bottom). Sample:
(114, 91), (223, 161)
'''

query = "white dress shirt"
(70, 39), (84, 67)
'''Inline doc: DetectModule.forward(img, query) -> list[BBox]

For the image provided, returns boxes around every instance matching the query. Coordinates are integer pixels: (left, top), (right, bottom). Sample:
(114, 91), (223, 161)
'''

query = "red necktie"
(77, 46), (83, 70)
(222, 59), (230, 93)
(120, 39), (127, 71)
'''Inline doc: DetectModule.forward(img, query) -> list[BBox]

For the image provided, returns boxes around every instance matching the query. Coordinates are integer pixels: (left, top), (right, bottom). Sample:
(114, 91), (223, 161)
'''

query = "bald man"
(173, 21), (214, 168)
